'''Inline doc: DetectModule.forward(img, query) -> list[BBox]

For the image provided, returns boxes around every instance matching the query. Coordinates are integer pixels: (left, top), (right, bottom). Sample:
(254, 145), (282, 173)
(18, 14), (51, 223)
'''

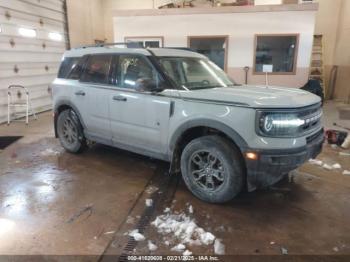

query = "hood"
(176, 85), (321, 108)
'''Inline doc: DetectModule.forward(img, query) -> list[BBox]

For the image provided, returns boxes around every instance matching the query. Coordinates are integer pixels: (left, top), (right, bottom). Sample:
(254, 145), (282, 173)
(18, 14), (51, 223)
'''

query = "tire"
(180, 135), (244, 203)
(57, 109), (86, 153)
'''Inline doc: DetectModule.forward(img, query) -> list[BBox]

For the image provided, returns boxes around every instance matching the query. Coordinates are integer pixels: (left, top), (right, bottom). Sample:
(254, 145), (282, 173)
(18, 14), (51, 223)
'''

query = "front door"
(109, 54), (171, 157)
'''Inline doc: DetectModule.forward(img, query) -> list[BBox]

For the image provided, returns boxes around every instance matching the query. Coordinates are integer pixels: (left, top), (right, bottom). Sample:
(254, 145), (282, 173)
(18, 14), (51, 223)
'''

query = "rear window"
(80, 55), (112, 84)
(58, 57), (81, 79)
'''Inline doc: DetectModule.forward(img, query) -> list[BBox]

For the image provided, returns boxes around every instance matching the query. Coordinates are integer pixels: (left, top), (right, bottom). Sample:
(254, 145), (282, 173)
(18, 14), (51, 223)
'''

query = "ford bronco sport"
(52, 45), (324, 203)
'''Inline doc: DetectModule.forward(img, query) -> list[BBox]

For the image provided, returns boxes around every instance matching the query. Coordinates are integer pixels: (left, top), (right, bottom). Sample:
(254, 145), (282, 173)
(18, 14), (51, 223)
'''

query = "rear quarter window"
(57, 57), (81, 79)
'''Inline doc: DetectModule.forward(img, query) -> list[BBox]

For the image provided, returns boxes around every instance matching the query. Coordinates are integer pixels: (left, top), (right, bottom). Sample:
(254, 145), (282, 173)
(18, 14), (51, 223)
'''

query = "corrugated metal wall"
(0, 0), (68, 123)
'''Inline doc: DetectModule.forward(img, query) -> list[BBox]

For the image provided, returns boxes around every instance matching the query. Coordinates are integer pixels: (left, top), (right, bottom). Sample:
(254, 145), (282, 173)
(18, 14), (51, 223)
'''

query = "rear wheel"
(57, 109), (86, 153)
(180, 135), (244, 203)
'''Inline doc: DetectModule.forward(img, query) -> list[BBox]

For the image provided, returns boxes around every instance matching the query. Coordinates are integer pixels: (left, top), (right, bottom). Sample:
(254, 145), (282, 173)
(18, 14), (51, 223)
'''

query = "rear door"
(77, 54), (113, 140)
(109, 54), (171, 157)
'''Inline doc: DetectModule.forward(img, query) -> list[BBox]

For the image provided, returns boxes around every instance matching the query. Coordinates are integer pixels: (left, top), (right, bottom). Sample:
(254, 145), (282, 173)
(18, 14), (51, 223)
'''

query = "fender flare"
(168, 118), (248, 158)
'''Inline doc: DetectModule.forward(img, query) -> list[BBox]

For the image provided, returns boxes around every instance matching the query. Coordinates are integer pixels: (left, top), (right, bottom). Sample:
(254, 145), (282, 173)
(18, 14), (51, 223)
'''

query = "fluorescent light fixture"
(18, 27), (36, 38)
(0, 218), (15, 235)
(48, 32), (63, 41)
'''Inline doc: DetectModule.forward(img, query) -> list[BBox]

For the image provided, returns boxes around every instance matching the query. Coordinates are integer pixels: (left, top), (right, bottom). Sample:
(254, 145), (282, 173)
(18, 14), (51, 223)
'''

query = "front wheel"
(180, 135), (244, 203)
(57, 109), (86, 153)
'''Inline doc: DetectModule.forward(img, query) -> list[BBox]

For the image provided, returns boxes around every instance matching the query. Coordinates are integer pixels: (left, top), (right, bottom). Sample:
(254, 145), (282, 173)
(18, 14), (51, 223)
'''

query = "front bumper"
(245, 129), (324, 192)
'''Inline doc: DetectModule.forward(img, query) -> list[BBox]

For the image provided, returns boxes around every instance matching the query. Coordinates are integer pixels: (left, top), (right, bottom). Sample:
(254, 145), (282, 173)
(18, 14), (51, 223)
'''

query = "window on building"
(125, 37), (163, 48)
(188, 36), (228, 71)
(81, 55), (112, 84)
(254, 35), (298, 74)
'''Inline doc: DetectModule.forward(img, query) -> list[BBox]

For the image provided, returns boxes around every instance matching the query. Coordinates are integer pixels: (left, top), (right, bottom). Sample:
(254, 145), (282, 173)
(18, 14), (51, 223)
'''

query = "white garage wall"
(113, 6), (316, 87)
(0, 0), (67, 124)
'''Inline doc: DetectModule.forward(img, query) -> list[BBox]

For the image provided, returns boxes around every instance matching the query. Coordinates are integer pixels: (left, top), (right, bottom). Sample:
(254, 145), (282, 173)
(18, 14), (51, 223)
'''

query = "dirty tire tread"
(180, 135), (244, 203)
(57, 109), (86, 154)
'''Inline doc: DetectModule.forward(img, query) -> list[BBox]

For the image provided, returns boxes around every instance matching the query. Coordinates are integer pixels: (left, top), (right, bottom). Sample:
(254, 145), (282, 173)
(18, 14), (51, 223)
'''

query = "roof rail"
(74, 42), (144, 49)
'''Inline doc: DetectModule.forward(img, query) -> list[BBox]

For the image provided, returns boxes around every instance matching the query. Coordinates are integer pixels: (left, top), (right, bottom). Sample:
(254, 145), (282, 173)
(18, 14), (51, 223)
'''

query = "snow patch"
(199, 232), (215, 245)
(214, 239), (225, 255)
(151, 211), (218, 250)
(310, 159), (344, 171)
(171, 243), (186, 252)
(309, 159), (323, 166)
(41, 148), (60, 156)
(164, 207), (171, 213)
(146, 186), (159, 194)
(281, 247), (288, 255)
(322, 164), (333, 170)
(339, 152), (350, 157)
(103, 231), (115, 235)
(183, 250), (193, 256)
(188, 205), (194, 214)
(332, 163), (342, 169)
(126, 216), (135, 224)
(148, 240), (158, 251)
(145, 199), (153, 207)
(128, 229), (145, 241)
(343, 170), (350, 176)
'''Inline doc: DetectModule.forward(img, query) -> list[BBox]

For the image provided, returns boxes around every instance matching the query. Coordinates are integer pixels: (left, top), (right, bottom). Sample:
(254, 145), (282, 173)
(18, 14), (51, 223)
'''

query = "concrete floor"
(0, 102), (350, 259)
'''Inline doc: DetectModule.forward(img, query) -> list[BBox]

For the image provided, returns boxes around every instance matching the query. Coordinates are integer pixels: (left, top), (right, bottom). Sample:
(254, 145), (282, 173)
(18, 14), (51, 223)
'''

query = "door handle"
(113, 95), (127, 102)
(75, 91), (85, 96)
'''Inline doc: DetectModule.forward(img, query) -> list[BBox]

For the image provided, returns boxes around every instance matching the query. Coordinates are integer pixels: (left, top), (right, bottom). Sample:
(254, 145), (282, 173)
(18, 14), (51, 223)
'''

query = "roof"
(64, 47), (206, 59)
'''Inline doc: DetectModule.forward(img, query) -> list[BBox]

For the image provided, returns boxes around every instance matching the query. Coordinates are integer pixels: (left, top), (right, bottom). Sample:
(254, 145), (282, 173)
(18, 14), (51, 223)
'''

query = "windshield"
(158, 57), (235, 90)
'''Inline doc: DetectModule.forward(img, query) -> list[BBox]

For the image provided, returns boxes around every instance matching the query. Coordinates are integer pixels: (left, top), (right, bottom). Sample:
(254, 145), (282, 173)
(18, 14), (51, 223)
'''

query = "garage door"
(0, 0), (69, 123)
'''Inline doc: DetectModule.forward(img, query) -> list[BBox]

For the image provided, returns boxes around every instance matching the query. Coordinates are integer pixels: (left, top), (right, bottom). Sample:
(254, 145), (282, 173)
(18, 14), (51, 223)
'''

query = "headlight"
(257, 112), (305, 137)
(257, 112), (306, 137)
(256, 105), (323, 138)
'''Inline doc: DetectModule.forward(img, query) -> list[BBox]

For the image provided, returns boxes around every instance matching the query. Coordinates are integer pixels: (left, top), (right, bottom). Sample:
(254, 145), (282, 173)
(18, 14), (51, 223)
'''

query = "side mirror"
(135, 78), (162, 93)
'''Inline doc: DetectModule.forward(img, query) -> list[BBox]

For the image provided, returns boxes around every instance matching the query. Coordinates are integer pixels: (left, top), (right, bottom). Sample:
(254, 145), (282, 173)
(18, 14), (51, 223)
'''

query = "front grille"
(306, 128), (324, 144)
(297, 104), (323, 136)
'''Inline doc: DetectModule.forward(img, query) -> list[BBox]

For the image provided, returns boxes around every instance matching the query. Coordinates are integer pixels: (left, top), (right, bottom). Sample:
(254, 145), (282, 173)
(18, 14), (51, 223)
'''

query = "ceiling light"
(0, 218), (15, 235)
(18, 27), (36, 38)
(48, 32), (63, 41)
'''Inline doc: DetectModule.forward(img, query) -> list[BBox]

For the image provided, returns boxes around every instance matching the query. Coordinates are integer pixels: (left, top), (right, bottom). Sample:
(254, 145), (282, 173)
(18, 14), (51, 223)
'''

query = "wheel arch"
(169, 119), (248, 173)
(54, 100), (86, 138)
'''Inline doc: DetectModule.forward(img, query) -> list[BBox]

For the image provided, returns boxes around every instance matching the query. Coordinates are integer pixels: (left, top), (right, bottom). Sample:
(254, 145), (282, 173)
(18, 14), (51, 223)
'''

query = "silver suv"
(52, 45), (324, 203)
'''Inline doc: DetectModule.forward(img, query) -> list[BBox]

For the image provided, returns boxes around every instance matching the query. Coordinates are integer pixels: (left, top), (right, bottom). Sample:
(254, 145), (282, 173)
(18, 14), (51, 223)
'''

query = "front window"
(158, 57), (235, 90)
(117, 55), (161, 90)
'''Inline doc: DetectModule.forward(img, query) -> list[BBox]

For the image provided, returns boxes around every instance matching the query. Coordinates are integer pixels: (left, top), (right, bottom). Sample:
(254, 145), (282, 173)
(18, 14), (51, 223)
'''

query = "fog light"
(246, 152), (258, 160)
